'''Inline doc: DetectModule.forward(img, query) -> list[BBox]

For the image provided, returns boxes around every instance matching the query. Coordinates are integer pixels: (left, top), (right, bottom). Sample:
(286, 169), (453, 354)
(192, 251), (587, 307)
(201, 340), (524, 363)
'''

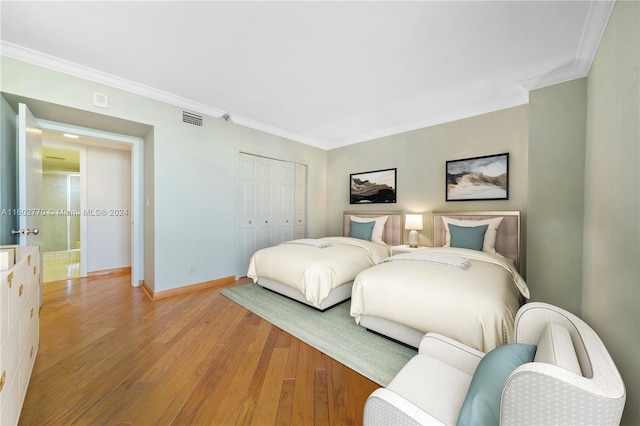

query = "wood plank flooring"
(19, 272), (379, 425)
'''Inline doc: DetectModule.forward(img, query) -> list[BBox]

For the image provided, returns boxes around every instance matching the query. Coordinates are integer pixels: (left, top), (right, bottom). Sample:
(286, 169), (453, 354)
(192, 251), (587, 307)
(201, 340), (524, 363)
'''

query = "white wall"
(86, 146), (131, 272)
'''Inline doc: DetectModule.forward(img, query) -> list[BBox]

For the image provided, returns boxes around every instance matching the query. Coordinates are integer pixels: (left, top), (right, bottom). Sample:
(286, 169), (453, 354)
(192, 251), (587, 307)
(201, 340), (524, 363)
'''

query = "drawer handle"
(7, 272), (13, 288)
(0, 370), (5, 392)
(31, 307), (34, 318)
(28, 254), (32, 266)
(19, 284), (24, 297)
(30, 346), (34, 358)
(33, 266), (37, 275)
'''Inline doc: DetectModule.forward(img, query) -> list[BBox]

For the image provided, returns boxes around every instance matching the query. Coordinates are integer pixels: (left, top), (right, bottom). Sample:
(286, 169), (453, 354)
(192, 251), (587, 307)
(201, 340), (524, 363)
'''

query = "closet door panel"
(294, 163), (307, 239)
(237, 153), (305, 278)
(276, 162), (294, 244)
(238, 156), (258, 276)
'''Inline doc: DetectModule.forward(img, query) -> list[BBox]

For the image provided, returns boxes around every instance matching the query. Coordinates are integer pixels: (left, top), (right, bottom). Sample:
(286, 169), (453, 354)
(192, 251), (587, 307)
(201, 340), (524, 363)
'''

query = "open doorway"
(1, 94), (148, 288)
(41, 145), (82, 281)
(40, 128), (134, 283)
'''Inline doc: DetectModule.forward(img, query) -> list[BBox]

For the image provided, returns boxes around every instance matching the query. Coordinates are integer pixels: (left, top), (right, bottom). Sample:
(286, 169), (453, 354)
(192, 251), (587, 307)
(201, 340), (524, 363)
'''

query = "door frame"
(38, 119), (144, 288)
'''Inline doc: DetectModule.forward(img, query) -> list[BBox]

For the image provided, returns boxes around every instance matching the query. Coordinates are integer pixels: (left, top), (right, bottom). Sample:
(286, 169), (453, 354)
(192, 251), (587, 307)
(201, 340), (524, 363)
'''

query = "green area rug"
(220, 283), (416, 386)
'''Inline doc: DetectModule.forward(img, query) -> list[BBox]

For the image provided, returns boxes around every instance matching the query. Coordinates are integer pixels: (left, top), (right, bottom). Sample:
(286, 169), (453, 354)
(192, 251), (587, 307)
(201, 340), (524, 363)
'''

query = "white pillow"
(350, 215), (388, 245)
(442, 216), (504, 255)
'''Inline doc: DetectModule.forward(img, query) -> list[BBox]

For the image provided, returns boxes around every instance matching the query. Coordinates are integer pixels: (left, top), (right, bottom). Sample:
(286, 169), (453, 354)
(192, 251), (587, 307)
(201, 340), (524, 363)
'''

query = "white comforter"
(247, 237), (390, 307)
(350, 247), (530, 352)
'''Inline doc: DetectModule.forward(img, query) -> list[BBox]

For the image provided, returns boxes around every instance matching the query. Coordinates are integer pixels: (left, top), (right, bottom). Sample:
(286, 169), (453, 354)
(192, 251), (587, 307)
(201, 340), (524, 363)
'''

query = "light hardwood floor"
(19, 272), (379, 425)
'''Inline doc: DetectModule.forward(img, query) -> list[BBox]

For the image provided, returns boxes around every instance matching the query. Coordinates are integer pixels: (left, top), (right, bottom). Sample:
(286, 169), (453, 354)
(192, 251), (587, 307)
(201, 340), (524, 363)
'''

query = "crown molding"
(2, 0), (614, 151)
(1, 41), (229, 119)
(326, 96), (529, 150)
(229, 114), (325, 149)
(519, 0), (615, 91)
(1, 41), (324, 148)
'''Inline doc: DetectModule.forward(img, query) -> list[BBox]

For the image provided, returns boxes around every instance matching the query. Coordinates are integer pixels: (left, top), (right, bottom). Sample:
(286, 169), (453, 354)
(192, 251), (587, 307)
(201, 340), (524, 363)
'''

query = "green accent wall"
(583, 1), (639, 424)
(327, 105), (529, 274)
(527, 77), (587, 314)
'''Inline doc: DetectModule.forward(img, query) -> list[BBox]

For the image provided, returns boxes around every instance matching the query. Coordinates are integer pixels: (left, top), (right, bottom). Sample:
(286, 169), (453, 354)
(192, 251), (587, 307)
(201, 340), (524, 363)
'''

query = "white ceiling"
(0, 1), (614, 150)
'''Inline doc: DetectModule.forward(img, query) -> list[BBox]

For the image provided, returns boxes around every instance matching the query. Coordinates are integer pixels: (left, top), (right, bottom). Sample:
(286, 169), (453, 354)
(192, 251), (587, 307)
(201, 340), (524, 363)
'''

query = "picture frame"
(350, 168), (397, 204)
(446, 153), (509, 201)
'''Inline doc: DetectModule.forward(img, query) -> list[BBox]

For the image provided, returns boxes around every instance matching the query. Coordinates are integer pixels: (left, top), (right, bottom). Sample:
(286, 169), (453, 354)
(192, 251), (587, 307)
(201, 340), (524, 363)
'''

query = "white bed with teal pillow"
(247, 211), (402, 310)
(350, 211), (529, 351)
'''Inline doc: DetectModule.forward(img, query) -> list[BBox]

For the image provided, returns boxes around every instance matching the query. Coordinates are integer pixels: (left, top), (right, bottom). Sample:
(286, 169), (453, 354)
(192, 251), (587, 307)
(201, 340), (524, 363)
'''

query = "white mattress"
(247, 236), (390, 308)
(350, 247), (530, 352)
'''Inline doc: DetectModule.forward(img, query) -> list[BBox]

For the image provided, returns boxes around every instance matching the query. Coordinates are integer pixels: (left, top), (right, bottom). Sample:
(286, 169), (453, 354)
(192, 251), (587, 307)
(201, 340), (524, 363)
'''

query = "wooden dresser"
(0, 245), (40, 425)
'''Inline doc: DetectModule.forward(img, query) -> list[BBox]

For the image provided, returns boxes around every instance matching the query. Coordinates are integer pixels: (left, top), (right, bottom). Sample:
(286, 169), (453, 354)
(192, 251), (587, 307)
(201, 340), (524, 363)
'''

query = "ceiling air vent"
(182, 111), (203, 127)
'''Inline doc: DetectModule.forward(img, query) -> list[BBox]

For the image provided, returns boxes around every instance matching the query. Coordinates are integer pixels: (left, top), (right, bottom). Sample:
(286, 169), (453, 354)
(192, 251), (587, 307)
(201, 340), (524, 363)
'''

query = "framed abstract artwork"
(350, 168), (397, 204)
(446, 153), (509, 201)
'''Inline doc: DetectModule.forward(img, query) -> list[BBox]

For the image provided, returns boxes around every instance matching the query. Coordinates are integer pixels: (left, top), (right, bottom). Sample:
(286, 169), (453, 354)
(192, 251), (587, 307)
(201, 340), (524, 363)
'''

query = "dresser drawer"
(6, 266), (28, 332)
(19, 327), (39, 406)
(19, 289), (39, 353)
(25, 252), (39, 298)
(1, 272), (8, 343)
(0, 327), (19, 421)
(0, 365), (20, 426)
(0, 245), (40, 425)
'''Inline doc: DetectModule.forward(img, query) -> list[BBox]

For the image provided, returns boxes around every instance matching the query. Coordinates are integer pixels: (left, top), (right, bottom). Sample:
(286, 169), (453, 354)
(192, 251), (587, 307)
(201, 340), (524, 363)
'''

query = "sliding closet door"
(237, 153), (303, 278)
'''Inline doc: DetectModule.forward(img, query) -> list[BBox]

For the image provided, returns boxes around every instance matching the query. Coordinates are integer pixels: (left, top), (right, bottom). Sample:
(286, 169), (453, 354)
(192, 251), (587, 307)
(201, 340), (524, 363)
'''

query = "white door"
(237, 153), (297, 278)
(238, 155), (258, 278)
(16, 103), (44, 305)
(294, 163), (307, 239)
(257, 160), (275, 251)
(276, 162), (294, 243)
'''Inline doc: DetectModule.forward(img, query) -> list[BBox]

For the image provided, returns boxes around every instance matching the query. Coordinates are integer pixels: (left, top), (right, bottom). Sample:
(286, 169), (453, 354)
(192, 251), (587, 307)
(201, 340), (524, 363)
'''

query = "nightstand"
(391, 245), (428, 256)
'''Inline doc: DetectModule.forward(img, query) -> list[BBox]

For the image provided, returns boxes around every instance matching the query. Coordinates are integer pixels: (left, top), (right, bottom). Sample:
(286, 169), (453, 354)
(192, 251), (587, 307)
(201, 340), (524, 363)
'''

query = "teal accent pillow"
(449, 224), (488, 251)
(457, 343), (537, 426)
(350, 220), (375, 241)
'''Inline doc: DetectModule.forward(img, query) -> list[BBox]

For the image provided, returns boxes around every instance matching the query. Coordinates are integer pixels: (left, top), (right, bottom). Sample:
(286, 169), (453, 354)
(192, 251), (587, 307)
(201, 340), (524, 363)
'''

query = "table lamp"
(405, 214), (423, 248)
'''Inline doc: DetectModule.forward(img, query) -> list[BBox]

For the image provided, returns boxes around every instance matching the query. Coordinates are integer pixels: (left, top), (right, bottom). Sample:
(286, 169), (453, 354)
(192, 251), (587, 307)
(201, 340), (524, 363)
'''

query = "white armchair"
(363, 302), (626, 425)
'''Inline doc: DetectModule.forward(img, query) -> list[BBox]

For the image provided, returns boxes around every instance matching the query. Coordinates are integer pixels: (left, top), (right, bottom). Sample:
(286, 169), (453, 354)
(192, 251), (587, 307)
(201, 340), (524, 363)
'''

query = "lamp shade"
(404, 214), (423, 230)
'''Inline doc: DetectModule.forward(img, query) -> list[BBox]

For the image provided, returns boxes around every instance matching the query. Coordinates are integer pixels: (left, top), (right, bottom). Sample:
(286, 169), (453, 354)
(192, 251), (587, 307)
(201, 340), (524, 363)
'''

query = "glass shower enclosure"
(42, 172), (81, 279)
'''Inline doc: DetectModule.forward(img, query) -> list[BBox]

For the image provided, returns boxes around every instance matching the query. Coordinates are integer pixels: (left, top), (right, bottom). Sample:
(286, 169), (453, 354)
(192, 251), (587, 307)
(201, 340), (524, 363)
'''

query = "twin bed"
(247, 210), (530, 352)
(351, 211), (529, 351)
(247, 211), (403, 310)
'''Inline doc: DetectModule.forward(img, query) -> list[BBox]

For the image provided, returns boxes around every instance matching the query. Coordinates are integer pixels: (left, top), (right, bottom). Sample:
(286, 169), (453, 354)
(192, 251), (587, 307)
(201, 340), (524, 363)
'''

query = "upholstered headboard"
(432, 211), (521, 270)
(343, 211), (403, 246)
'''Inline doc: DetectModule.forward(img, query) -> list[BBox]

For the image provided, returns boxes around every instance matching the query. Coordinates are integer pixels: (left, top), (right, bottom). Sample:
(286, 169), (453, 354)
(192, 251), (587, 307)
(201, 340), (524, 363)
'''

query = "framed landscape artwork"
(446, 153), (509, 201)
(350, 168), (397, 204)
